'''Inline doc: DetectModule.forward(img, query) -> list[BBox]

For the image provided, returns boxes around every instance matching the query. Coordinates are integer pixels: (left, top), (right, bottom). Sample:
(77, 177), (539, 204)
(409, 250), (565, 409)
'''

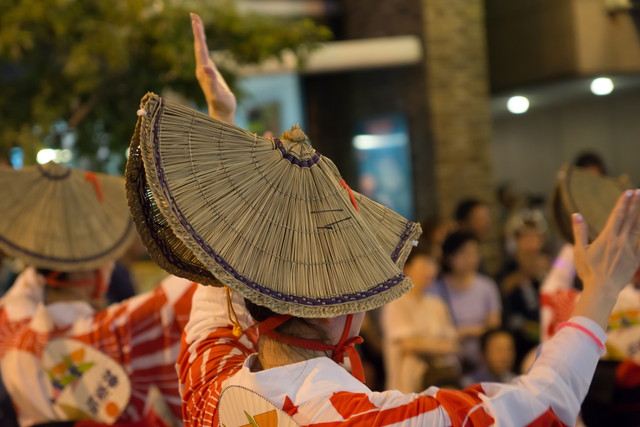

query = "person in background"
(382, 249), (459, 392)
(463, 329), (517, 387)
(454, 198), (492, 242)
(498, 220), (549, 294)
(574, 151), (607, 176)
(430, 231), (501, 372)
(499, 220), (549, 367)
(0, 13), (232, 423)
(0, 163), (196, 427)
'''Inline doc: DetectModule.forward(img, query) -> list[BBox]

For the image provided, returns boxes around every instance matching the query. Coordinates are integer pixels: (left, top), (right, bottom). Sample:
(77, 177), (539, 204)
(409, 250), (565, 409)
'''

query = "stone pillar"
(421, 0), (500, 272)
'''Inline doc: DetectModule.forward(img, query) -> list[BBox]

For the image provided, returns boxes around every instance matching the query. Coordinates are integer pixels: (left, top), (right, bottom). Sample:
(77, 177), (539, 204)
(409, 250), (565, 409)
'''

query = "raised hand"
(190, 13), (237, 124)
(571, 189), (640, 328)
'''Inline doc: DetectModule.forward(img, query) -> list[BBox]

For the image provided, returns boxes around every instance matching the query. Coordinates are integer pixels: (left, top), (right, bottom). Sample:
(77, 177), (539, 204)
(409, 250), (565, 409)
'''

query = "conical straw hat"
(551, 164), (631, 243)
(127, 93), (421, 317)
(0, 162), (136, 271)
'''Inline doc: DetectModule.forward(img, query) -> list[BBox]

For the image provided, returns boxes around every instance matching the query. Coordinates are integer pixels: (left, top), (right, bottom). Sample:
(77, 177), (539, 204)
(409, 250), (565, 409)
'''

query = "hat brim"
(0, 163), (136, 271)
(127, 93), (421, 317)
(551, 165), (630, 243)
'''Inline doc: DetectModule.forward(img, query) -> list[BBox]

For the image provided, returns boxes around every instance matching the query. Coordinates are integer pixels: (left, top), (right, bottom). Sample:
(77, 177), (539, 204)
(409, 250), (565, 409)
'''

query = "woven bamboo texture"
(0, 162), (135, 271)
(127, 93), (421, 317)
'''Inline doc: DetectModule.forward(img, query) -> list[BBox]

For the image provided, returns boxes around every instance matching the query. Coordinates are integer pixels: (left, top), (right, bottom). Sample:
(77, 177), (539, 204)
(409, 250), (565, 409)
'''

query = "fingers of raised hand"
(191, 13), (210, 67)
(572, 213), (588, 253)
(623, 189), (640, 240)
(603, 190), (634, 237)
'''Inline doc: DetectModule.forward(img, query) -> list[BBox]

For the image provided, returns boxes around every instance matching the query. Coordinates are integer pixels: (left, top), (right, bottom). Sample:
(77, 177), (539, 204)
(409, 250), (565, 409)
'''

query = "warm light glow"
(36, 149), (56, 164)
(507, 96), (529, 114)
(352, 134), (406, 150)
(36, 148), (73, 165)
(590, 77), (614, 96)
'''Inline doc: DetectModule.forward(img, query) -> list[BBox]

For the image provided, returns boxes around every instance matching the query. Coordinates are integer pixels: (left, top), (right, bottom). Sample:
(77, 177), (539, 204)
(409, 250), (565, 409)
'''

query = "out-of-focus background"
(2, 3), (640, 419)
(4, 0), (640, 275)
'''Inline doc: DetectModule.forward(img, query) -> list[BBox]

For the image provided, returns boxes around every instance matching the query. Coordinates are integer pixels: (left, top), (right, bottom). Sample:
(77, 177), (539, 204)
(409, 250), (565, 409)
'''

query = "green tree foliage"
(0, 0), (331, 170)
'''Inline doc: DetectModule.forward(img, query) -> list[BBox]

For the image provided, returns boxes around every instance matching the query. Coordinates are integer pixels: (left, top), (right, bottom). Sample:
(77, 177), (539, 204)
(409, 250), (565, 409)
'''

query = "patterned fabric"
(179, 284), (607, 427)
(0, 268), (196, 427)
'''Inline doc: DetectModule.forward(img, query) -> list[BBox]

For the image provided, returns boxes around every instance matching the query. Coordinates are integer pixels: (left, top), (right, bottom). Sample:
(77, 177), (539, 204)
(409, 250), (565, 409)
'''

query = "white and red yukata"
(0, 268), (196, 427)
(179, 283), (607, 427)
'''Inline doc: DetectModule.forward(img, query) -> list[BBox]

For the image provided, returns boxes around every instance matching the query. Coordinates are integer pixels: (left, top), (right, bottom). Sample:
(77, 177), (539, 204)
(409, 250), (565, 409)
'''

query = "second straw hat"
(552, 164), (631, 243)
(0, 162), (135, 271)
(127, 93), (421, 318)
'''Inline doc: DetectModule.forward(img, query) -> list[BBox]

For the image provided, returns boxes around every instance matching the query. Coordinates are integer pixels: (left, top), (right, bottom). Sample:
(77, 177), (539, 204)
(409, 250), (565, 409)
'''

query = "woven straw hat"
(126, 93), (421, 317)
(552, 164), (631, 242)
(0, 162), (136, 271)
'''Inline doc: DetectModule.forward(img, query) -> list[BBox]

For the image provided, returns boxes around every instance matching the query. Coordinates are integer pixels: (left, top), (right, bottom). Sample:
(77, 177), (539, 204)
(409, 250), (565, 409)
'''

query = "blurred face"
(516, 227), (544, 254)
(448, 241), (480, 276)
(485, 332), (515, 375)
(468, 205), (492, 240)
(405, 255), (438, 291)
(582, 165), (604, 176)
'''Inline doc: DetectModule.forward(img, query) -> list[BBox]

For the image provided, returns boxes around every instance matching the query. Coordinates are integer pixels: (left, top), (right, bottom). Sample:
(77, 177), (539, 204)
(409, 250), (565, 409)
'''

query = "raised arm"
(176, 16), (258, 426)
(190, 13), (236, 124)
(448, 190), (640, 425)
(570, 190), (640, 328)
(348, 191), (640, 426)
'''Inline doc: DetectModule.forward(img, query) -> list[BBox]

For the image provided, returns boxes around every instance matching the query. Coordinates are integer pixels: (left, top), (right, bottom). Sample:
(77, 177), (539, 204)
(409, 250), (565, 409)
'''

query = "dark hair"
(440, 231), (478, 273)
(574, 151), (606, 175)
(421, 217), (445, 240)
(244, 299), (329, 344)
(514, 220), (541, 239)
(36, 268), (69, 281)
(454, 199), (486, 223)
(480, 328), (513, 354)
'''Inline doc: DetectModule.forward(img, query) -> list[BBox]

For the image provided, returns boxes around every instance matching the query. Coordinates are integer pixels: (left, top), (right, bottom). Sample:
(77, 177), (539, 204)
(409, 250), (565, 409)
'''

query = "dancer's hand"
(191, 13), (237, 124)
(571, 190), (640, 328)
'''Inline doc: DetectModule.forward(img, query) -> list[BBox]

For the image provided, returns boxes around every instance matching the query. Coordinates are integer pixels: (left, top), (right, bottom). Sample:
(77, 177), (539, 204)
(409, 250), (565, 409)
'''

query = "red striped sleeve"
(178, 327), (256, 427)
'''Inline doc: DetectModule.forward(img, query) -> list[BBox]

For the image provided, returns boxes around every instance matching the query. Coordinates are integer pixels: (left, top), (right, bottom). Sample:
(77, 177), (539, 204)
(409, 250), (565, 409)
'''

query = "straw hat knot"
(280, 125), (309, 145)
(38, 162), (72, 180)
(275, 125), (318, 166)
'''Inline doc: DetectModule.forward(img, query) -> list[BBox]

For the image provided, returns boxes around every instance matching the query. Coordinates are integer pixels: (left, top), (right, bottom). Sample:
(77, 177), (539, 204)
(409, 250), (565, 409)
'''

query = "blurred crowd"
(358, 152), (609, 394)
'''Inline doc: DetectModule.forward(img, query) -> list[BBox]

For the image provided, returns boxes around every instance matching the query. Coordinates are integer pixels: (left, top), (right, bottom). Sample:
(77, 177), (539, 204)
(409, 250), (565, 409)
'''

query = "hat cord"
(45, 270), (106, 299)
(225, 287), (243, 337)
(84, 171), (104, 202)
(258, 313), (366, 383)
(339, 180), (359, 212)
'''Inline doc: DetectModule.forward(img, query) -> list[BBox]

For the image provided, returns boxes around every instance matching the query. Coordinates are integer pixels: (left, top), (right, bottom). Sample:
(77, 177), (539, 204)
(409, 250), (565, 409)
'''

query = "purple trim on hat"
(0, 220), (134, 265)
(274, 138), (321, 168)
(37, 164), (72, 180)
(151, 99), (406, 306)
(136, 168), (213, 278)
(391, 221), (416, 263)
